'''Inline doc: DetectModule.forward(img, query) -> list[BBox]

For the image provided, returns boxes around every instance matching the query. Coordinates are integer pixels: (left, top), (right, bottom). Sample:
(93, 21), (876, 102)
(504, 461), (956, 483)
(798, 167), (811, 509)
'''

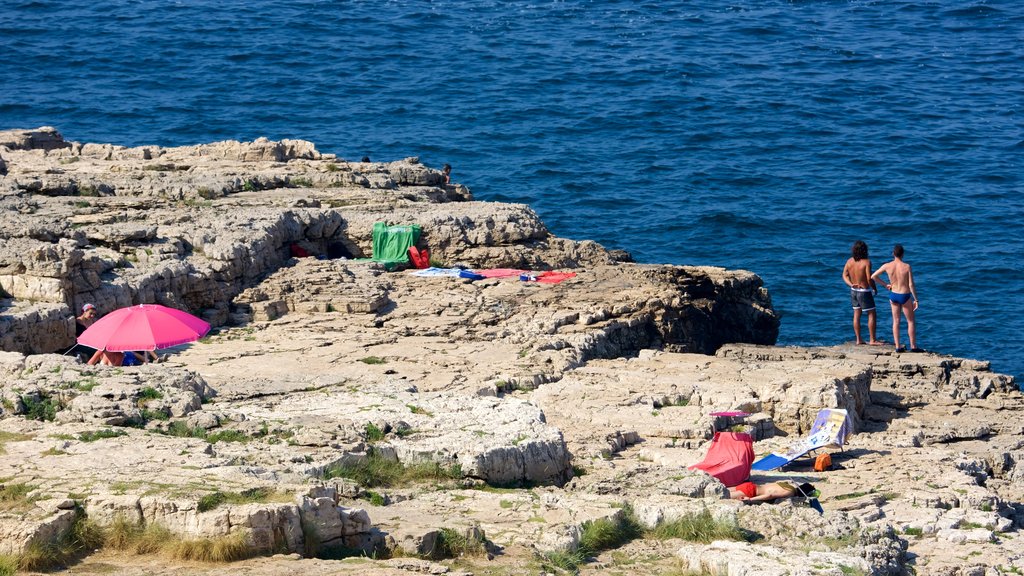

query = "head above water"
(851, 240), (868, 261)
(893, 244), (905, 259)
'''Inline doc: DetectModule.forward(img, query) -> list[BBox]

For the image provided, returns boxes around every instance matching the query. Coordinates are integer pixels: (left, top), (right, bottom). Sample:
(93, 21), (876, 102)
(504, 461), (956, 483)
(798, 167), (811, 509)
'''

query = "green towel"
(370, 222), (421, 270)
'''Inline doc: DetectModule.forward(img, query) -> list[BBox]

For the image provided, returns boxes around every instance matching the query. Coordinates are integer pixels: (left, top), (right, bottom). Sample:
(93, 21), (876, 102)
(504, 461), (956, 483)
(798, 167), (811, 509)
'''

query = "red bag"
(408, 246), (430, 269)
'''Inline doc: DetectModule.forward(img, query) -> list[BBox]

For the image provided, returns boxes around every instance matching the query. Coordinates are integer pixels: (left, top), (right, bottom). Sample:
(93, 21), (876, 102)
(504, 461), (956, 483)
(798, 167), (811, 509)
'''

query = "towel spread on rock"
(408, 267), (465, 277)
(535, 271), (577, 284)
(476, 268), (528, 278)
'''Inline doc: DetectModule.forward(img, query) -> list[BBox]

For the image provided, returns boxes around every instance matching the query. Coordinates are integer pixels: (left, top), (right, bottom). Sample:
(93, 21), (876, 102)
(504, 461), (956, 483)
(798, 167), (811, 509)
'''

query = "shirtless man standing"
(842, 240), (882, 345)
(871, 244), (921, 353)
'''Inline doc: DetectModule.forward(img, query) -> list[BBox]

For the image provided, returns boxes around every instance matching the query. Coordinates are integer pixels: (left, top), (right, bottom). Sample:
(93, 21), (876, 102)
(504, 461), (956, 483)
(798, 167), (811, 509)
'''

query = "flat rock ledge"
(0, 130), (1021, 576)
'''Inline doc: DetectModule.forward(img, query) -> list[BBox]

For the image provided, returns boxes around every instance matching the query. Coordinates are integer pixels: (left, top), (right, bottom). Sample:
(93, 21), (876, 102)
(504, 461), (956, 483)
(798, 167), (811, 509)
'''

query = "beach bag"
(813, 452), (832, 472)
(408, 246), (430, 269)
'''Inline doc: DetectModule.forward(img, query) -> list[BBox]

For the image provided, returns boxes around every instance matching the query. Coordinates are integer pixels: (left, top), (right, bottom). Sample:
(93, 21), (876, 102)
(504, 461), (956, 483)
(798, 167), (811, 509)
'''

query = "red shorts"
(734, 482), (757, 498)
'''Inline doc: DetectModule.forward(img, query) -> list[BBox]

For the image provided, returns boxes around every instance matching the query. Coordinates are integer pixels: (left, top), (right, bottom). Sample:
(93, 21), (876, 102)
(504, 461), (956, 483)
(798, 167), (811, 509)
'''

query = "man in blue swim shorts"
(842, 240), (883, 345)
(871, 244), (921, 353)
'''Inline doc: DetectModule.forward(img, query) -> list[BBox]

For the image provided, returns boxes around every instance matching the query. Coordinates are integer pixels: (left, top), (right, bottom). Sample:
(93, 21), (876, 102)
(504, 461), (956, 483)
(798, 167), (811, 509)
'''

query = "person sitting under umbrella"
(87, 349), (124, 366)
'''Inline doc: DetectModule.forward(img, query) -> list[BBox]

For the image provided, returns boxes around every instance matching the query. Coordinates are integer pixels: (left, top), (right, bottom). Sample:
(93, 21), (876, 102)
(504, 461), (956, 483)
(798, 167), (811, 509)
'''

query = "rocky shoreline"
(1, 128), (1021, 575)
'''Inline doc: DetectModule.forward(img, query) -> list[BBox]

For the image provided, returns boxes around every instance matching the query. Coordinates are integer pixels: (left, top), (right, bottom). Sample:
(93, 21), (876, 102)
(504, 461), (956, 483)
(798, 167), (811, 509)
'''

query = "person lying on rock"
(730, 481), (818, 504)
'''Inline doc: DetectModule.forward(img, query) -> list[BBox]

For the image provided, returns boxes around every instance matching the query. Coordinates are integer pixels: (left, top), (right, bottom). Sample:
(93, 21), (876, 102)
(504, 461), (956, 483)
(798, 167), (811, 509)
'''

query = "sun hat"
(82, 303), (96, 312)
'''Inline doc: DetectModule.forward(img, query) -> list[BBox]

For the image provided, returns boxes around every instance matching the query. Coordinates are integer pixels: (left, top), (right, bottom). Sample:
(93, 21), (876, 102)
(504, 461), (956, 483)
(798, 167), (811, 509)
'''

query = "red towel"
(536, 271), (577, 284)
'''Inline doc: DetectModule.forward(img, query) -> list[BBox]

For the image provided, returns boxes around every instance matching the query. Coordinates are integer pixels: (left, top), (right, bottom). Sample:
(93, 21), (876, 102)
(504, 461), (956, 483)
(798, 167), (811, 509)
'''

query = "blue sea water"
(1, 1), (1021, 380)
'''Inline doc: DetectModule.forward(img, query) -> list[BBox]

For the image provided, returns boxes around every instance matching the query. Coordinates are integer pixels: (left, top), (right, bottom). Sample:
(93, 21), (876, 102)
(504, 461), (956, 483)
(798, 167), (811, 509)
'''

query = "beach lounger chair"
(751, 408), (852, 471)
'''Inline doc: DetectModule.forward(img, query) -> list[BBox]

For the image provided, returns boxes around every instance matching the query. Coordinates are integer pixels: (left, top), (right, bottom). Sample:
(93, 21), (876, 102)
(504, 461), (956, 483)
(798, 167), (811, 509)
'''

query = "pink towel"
(476, 268), (527, 278)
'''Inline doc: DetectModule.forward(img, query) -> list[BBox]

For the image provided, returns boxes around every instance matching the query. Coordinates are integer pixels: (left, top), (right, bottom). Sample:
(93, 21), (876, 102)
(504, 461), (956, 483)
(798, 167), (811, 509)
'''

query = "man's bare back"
(877, 259), (912, 293)
(842, 257), (874, 290)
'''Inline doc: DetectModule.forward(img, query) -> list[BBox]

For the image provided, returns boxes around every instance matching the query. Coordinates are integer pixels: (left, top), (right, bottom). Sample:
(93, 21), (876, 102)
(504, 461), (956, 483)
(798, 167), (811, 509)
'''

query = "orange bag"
(813, 453), (832, 472)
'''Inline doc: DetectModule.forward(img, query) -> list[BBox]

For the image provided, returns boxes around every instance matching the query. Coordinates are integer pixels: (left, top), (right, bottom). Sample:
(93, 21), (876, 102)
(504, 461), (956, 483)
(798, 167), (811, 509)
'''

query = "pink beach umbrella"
(77, 304), (211, 352)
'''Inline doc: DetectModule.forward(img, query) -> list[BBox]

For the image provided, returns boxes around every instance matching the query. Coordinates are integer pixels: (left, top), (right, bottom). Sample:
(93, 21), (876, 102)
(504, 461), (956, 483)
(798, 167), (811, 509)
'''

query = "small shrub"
(540, 549), (587, 573)
(205, 429), (250, 444)
(76, 378), (99, 392)
(140, 408), (170, 422)
(367, 491), (386, 506)
(359, 356), (386, 365)
(196, 487), (288, 513)
(138, 387), (163, 401)
(903, 526), (923, 536)
(21, 394), (59, 421)
(162, 421), (208, 439)
(242, 179), (257, 192)
(499, 500), (514, 509)
(78, 429), (127, 442)
(324, 450), (461, 488)
(364, 423), (385, 442)
(579, 510), (642, 554)
(433, 526), (486, 559)
(41, 447), (67, 456)
(290, 177), (314, 187)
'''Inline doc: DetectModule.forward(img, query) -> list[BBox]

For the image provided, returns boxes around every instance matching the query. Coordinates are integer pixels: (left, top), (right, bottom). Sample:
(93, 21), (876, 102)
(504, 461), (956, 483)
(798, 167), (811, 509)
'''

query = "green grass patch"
(834, 490), (871, 501)
(138, 387), (163, 400)
(21, 393), (60, 421)
(76, 378), (99, 392)
(78, 429), (128, 442)
(0, 483), (38, 512)
(903, 526), (923, 536)
(364, 423), (385, 442)
(539, 507), (643, 573)
(290, 177), (314, 187)
(646, 508), (747, 543)
(16, 511), (104, 572)
(0, 554), (16, 576)
(158, 422), (248, 443)
(205, 429), (250, 443)
(197, 487), (289, 512)
(359, 356), (386, 365)
(104, 518), (256, 561)
(499, 500), (514, 509)
(323, 450), (462, 488)
(0, 431), (32, 454)
(140, 408), (170, 421)
(407, 404), (433, 416)
(429, 527), (487, 560)
(41, 447), (67, 456)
